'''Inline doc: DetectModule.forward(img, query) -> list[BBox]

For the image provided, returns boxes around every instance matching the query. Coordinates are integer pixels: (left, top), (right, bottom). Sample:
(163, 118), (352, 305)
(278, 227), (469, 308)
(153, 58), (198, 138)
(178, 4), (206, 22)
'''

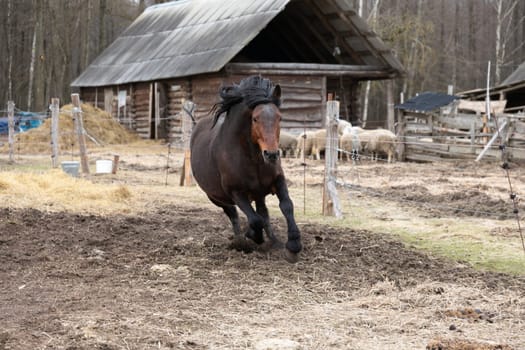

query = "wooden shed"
(458, 61), (525, 114)
(71, 0), (404, 142)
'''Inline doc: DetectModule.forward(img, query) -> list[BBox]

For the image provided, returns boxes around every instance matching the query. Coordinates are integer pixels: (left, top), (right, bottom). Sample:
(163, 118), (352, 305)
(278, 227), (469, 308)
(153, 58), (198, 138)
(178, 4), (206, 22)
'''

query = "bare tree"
(361, 0), (380, 128)
(6, 0), (13, 101)
(492, 0), (520, 84)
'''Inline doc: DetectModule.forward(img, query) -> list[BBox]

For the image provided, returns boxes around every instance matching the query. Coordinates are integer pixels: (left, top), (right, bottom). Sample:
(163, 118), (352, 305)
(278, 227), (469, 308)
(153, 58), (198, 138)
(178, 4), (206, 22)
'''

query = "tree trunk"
(361, 0), (379, 128)
(84, 1), (92, 69)
(99, 0), (107, 53)
(6, 0), (13, 101)
(27, 1), (38, 110)
(494, 0), (503, 85)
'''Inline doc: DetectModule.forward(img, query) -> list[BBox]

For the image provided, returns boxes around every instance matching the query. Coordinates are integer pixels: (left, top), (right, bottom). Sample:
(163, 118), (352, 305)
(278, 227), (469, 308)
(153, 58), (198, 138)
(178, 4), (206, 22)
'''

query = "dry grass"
(0, 169), (142, 214)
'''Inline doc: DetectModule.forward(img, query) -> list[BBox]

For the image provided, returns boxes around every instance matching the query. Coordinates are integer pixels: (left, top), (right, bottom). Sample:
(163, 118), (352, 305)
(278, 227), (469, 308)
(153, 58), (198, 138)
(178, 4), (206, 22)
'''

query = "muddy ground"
(1, 153), (525, 349)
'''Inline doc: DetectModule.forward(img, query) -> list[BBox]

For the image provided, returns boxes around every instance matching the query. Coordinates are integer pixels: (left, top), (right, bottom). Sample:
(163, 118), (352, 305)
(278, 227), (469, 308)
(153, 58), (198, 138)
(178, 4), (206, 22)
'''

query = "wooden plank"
(405, 152), (444, 162)
(405, 139), (449, 152)
(510, 147), (525, 160)
(514, 121), (525, 134)
(458, 99), (506, 114)
(438, 115), (484, 130)
(406, 122), (432, 134)
(449, 144), (477, 155)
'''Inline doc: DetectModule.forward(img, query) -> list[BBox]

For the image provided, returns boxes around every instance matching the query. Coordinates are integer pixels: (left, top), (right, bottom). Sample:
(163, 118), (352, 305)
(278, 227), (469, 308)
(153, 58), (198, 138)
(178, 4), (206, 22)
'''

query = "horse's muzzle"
(263, 150), (280, 163)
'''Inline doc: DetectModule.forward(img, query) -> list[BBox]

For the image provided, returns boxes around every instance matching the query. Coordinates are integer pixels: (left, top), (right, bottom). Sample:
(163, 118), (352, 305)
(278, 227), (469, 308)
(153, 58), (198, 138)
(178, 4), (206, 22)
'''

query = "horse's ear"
(272, 85), (281, 100)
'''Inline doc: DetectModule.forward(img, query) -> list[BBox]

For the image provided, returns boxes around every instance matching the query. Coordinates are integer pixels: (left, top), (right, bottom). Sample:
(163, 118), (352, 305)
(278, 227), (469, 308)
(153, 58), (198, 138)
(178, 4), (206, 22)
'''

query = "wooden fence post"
(397, 109), (406, 161)
(50, 98), (60, 168)
(386, 80), (395, 132)
(71, 94), (90, 174)
(323, 98), (342, 217)
(7, 101), (15, 163)
(180, 99), (195, 186)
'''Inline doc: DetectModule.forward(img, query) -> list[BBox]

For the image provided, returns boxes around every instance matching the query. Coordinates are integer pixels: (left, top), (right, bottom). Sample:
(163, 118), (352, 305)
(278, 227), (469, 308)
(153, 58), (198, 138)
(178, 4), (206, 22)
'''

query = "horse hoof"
(257, 239), (284, 253)
(229, 237), (255, 253)
(245, 229), (264, 245)
(282, 249), (299, 264)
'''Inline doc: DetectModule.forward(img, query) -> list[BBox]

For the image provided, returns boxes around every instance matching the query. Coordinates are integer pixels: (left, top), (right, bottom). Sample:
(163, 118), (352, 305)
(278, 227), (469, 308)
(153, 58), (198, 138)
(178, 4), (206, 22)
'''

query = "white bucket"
(61, 161), (80, 177)
(96, 159), (113, 174)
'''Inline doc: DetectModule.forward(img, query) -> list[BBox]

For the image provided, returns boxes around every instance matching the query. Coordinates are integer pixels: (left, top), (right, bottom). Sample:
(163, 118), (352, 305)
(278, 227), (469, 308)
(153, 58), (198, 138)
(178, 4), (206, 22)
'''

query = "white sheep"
(339, 127), (396, 163)
(310, 129), (327, 160)
(295, 130), (316, 160)
(279, 130), (298, 158)
(337, 119), (353, 136)
(363, 129), (397, 163)
(339, 127), (363, 161)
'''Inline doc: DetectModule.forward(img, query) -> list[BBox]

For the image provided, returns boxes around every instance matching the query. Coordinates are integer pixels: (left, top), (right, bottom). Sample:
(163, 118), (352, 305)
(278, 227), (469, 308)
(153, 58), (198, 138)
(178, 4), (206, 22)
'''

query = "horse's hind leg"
(208, 197), (241, 237)
(210, 199), (256, 253)
(231, 193), (265, 245)
(255, 199), (284, 250)
(219, 203), (242, 237)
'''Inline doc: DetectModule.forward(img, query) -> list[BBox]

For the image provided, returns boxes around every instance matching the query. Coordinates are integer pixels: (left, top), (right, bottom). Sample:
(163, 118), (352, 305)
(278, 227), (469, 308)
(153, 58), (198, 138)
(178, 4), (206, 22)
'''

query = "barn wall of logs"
(192, 73), (328, 134)
(78, 73), (359, 142)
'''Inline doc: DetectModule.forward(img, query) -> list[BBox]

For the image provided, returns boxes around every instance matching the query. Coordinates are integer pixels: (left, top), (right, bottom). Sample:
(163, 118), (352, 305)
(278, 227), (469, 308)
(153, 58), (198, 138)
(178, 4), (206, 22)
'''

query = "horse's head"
(250, 85), (282, 163)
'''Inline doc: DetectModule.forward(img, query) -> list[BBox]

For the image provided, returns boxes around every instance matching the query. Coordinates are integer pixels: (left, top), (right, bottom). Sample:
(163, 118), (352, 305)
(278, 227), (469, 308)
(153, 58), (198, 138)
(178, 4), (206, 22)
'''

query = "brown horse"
(190, 76), (302, 262)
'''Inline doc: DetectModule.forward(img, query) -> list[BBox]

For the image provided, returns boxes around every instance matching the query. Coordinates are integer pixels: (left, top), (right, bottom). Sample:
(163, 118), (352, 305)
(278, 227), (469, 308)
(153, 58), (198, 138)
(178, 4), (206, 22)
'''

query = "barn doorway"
(327, 77), (360, 126)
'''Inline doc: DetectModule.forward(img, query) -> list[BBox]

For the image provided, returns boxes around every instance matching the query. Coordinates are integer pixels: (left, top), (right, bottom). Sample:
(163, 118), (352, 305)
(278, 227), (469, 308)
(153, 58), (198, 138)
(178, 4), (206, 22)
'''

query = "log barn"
(71, 0), (404, 143)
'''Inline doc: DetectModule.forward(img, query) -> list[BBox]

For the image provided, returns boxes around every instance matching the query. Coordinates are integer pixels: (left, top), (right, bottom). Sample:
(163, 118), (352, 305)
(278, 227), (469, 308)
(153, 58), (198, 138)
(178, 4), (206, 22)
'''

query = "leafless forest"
(1, 0), (525, 117)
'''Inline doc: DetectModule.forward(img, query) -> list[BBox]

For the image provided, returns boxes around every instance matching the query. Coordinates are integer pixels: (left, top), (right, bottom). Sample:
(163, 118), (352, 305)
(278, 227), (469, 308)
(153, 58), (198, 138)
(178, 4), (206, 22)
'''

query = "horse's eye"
(252, 117), (258, 123)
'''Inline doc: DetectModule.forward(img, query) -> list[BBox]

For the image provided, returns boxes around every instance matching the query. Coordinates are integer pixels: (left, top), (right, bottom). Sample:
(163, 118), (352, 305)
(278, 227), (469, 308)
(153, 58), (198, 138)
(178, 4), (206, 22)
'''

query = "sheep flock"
(279, 120), (397, 163)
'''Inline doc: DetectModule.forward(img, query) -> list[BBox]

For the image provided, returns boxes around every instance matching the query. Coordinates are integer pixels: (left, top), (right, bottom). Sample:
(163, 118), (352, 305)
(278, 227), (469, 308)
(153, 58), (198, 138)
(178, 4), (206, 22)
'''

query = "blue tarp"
(0, 112), (47, 134)
(0, 118), (7, 134)
(395, 92), (459, 112)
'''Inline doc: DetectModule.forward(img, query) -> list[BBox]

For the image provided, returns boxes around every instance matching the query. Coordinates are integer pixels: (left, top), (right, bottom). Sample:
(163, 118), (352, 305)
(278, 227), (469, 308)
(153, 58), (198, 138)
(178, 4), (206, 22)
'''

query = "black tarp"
(395, 92), (459, 112)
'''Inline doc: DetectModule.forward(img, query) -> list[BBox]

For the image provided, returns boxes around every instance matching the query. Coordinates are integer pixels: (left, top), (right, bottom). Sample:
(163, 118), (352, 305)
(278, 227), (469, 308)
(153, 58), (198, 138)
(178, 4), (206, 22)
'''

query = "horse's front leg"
(232, 192), (265, 245)
(274, 176), (302, 261)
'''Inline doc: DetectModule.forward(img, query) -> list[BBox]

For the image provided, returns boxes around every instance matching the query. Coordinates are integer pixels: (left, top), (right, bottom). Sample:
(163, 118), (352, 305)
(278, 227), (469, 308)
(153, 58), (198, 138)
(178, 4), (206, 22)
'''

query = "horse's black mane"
(211, 76), (281, 126)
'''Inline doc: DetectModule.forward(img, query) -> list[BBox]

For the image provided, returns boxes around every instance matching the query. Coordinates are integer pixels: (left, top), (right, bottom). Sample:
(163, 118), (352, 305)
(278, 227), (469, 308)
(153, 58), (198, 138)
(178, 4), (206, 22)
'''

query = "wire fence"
(1, 104), (524, 221)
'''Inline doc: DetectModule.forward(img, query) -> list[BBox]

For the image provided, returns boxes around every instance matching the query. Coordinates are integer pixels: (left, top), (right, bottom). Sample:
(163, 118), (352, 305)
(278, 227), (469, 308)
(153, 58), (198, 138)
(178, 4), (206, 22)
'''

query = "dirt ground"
(1, 150), (525, 350)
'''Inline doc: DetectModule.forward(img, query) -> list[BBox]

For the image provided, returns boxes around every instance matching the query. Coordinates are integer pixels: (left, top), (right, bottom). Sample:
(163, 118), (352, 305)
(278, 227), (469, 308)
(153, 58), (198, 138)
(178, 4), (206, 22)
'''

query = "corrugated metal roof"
(73, 0), (289, 87)
(502, 61), (525, 86)
(72, 0), (403, 87)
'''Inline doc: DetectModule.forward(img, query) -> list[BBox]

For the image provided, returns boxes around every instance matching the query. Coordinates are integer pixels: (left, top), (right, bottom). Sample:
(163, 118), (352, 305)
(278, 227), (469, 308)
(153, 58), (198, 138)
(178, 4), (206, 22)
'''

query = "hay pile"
(3, 103), (140, 154)
(0, 170), (138, 214)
